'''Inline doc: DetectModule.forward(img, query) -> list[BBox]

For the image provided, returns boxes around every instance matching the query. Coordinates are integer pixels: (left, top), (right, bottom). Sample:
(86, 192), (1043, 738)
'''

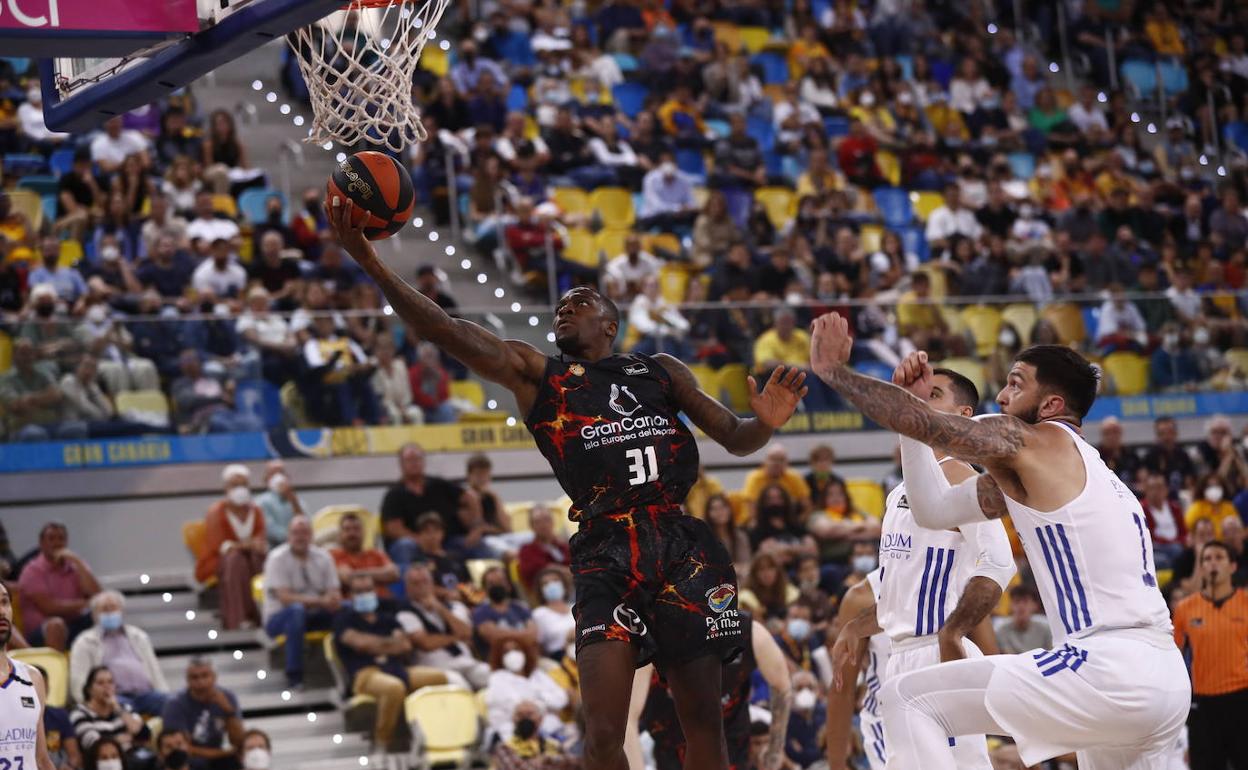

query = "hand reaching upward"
(892, 351), (935, 401)
(809, 312), (853, 381)
(748, 366), (808, 428)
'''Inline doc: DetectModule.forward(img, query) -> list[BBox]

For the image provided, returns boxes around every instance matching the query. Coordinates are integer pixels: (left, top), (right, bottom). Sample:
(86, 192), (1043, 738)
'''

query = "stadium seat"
(909, 191), (944, 221)
(752, 51), (789, 84)
(611, 52), (639, 73)
(253, 573), (331, 647)
(938, 357), (987, 401)
(311, 505), (380, 548)
(1158, 60), (1189, 96)
(421, 44), (449, 77)
(3, 153), (46, 175)
(706, 118), (731, 139)
(8, 189), (43, 233)
(876, 151), (901, 186)
(41, 194), (57, 225)
(1007, 152), (1036, 180)
(755, 187), (795, 229)
(238, 188), (284, 224)
(675, 148), (706, 178)
(49, 148), (75, 177)
(551, 187), (590, 218)
(658, 262), (690, 304)
(404, 685), (480, 767)
(495, 31), (535, 66)
(746, 115), (776, 151)
(612, 82), (649, 119)
(738, 26), (771, 53)
(872, 187), (911, 228)
(562, 227), (597, 268)
(853, 361), (894, 381)
(1101, 352), (1150, 396)
(859, 224), (883, 254)
(449, 379), (486, 409)
(1224, 348), (1248, 377)
(716, 364), (752, 413)
(961, 305), (1003, 357)
(643, 232), (681, 258)
(595, 228), (630, 262)
(1040, 302), (1087, 346)
(211, 194), (238, 218)
(11, 648), (68, 707)
(182, 520), (217, 590)
(466, 559), (503, 588)
(900, 225), (928, 262)
(17, 175), (58, 197)
(1001, 303), (1038, 345)
(823, 116), (850, 138)
(687, 363), (718, 394)
(589, 187), (635, 229)
(506, 83), (529, 112)
(322, 634), (377, 732)
(1120, 59), (1157, 101)
(116, 390), (171, 428)
(1082, 304), (1101, 342)
(504, 501), (533, 533)
(846, 479), (885, 519)
(1226, 122), (1248, 154)
(711, 21), (741, 52)
(0, 330), (10, 372)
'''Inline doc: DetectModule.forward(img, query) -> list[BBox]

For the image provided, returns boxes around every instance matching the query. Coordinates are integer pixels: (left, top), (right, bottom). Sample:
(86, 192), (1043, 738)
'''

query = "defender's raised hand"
(892, 350), (935, 400)
(809, 312), (853, 380)
(748, 366), (808, 428)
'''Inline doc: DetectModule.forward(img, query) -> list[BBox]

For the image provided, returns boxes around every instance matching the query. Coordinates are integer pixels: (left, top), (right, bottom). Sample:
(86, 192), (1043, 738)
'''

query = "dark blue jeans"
(264, 604), (334, 684)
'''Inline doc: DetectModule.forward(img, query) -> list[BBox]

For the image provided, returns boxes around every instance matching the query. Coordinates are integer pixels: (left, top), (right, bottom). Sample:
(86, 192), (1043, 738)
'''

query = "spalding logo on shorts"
(707, 584), (736, 614)
(338, 161), (375, 201)
(613, 603), (647, 636)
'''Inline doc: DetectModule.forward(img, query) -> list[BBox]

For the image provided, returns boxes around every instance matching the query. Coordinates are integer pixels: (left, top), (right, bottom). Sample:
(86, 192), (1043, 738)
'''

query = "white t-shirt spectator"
(1068, 102), (1109, 134)
(925, 204), (984, 243)
(1096, 299), (1147, 341)
(1166, 286), (1202, 321)
(18, 102), (69, 143)
(949, 78), (994, 115)
(90, 130), (149, 168)
(302, 335), (368, 369)
(639, 169), (695, 218)
(628, 293), (689, 338)
(236, 312), (292, 347)
(495, 135), (549, 164)
(191, 258), (248, 298)
(773, 99), (821, 145)
(186, 216), (241, 245)
(587, 137), (639, 167)
(531, 605), (576, 656)
(260, 543), (339, 622)
(604, 252), (663, 297)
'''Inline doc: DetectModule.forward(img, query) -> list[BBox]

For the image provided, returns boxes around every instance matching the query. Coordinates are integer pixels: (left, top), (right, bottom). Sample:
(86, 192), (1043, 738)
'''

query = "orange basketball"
(326, 150), (415, 240)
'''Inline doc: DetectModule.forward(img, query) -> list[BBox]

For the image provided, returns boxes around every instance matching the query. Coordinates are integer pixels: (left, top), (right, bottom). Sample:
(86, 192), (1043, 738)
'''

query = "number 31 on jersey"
(626, 446), (659, 485)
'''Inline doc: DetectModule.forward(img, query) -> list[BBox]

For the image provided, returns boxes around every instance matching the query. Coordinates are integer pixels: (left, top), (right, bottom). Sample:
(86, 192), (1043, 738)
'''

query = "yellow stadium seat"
(589, 187), (635, 229)
(711, 21), (741, 52)
(466, 558), (503, 588)
(939, 357), (987, 400)
(562, 227), (598, 268)
(961, 305), (1003, 357)
(692, 187), (709, 209)
(1000, 303), (1039, 345)
(504, 501), (533, 533)
(909, 191), (945, 221)
(182, 520), (217, 590)
(1101, 352), (1150, 396)
(523, 115), (540, 141)
(644, 232), (681, 257)
(115, 390), (170, 427)
(11, 648), (68, 708)
(859, 224), (884, 254)
(58, 238), (84, 268)
(1041, 302), (1087, 346)
(449, 379), (485, 409)
(845, 479), (885, 519)
(279, 381), (314, 428)
(738, 26), (771, 53)
(940, 306), (966, 336)
(913, 264), (947, 298)
(211, 194), (238, 219)
(0, 330), (10, 373)
(404, 685), (480, 767)
(876, 151), (901, 186)
(8, 189), (43, 233)
(716, 363), (752, 412)
(658, 263), (690, 304)
(1224, 348), (1248, 377)
(311, 504), (381, 548)
(421, 44), (450, 76)
(687, 363), (718, 394)
(594, 228), (630, 261)
(552, 187), (590, 217)
(755, 187), (795, 230)
(475, 689), (488, 718)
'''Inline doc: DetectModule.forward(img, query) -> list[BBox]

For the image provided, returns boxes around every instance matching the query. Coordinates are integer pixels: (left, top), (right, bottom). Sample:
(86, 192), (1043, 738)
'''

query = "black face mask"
(35, 303), (55, 318)
(306, 200), (321, 214)
(487, 585), (508, 604)
(164, 750), (190, 769)
(514, 717), (538, 740)
(761, 505), (789, 523)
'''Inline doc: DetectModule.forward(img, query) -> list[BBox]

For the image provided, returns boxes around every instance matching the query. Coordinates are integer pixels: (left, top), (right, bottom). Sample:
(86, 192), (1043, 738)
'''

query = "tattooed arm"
(936, 577), (1004, 662)
(326, 200), (546, 412)
(753, 621), (793, 770)
(654, 355), (807, 456)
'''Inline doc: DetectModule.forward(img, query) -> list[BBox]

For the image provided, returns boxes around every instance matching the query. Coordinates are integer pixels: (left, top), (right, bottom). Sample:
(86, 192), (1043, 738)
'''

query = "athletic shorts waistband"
(576, 505), (687, 528)
(1067, 625), (1174, 649)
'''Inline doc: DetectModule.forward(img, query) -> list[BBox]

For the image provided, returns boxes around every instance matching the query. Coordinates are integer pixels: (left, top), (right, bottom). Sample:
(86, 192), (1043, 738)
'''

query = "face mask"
(798, 577), (819, 592)
(502, 649), (527, 673)
(352, 592), (379, 613)
(659, 161), (676, 177)
(793, 688), (817, 710)
(36, 303), (55, 318)
(487, 585), (509, 604)
(514, 716), (538, 740)
(761, 505), (789, 523)
(1205, 486), (1224, 503)
(226, 486), (251, 506)
(87, 304), (109, 324)
(267, 473), (288, 494)
(859, 92), (875, 107)
(98, 761), (123, 770)
(1194, 328), (1211, 346)
(305, 199), (321, 214)
(541, 581), (565, 603)
(243, 748), (271, 770)
(565, 643), (576, 662)
(164, 749), (189, 769)
(787, 618), (811, 641)
(998, 329), (1017, 347)
(852, 554), (877, 573)
(1162, 333), (1179, 349)
(785, 291), (805, 305)
(99, 611), (123, 632)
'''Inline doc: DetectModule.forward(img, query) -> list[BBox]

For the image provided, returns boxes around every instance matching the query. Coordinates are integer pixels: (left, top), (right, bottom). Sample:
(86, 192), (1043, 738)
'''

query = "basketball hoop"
(289, 0), (451, 152)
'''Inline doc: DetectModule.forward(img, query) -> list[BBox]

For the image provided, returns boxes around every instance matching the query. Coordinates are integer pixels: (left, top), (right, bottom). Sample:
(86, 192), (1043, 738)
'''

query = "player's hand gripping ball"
(326, 151), (415, 240)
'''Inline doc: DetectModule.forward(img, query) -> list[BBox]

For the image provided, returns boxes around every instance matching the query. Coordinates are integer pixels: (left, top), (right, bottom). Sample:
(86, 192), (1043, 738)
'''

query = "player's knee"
(582, 718), (626, 761)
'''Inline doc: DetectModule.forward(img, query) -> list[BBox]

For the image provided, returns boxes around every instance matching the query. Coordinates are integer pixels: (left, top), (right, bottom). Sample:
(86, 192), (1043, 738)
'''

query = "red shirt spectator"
(1141, 473), (1187, 546)
(836, 119), (881, 187)
(18, 522), (101, 650)
(517, 506), (571, 589)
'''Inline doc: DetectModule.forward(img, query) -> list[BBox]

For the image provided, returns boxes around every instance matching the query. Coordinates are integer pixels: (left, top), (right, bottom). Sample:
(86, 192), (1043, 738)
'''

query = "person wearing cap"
(196, 464), (268, 629)
(1154, 117), (1198, 179)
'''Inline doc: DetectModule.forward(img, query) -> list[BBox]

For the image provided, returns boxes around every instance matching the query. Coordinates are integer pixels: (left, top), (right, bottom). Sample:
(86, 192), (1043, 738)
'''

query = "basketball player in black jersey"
(328, 200), (807, 770)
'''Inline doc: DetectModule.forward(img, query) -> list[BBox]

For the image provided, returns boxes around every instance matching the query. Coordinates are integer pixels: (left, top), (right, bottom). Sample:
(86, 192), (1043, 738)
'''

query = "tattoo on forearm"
(941, 576), (1002, 636)
(976, 475), (1008, 520)
(819, 367), (1026, 465)
(767, 689), (792, 759)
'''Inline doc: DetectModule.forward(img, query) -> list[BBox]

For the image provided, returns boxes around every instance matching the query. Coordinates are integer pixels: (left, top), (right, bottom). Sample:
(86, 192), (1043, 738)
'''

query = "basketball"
(326, 150), (415, 240)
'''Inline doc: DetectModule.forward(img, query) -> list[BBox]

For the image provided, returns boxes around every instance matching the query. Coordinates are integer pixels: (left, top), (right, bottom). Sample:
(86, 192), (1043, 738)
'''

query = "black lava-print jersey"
(524, 353), (700, 522)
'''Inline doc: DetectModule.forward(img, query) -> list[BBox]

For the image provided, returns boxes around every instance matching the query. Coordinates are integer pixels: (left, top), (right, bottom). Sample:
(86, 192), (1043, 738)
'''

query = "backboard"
(0, 0), (343, 133)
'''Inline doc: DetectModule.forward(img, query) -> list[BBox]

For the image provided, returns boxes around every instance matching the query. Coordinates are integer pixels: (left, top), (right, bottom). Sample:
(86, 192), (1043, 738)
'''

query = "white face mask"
(502, 649), (527, 673)
(97, 761), (123, 770)
(267, 473), (288, 494)
(793, 688), (817, 710)
(227, 486), (252, 506)
(1206, 486), (1224, 503)
(87, 304), (109, 324)
(243, 748), (271, 770)
(998, 329), (1017, 347)
(565, 643), (576, 662)
(1194, 328), (1211, 346)
(1162, 332), (1179, 349)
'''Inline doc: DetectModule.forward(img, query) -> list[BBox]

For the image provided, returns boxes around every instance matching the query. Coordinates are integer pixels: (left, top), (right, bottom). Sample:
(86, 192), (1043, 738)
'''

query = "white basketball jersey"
(876, 464), (973, 644)
(0, 660), (40, 767)
(1003, 421), (1172, 645)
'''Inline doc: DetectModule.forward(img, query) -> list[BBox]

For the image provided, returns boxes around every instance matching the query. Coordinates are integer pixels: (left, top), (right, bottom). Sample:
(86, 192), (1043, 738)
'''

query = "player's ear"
(1038, 392), (1066, 420)
(958, 405), (974, 419)
(604, 318), (619, 341)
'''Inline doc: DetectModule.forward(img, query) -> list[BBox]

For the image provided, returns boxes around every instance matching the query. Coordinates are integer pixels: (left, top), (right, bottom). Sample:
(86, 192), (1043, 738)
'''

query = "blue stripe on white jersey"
(1035, 524), (1093, 634)
(914, 546), (957, 636)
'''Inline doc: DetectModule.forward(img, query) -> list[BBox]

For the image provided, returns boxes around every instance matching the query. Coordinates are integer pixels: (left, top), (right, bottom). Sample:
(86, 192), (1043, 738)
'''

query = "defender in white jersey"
(831, 369), (1016, 770)
(825, 578), (890, 770)
(0, 583), (55, 770)
(810, 321), (1191, 770)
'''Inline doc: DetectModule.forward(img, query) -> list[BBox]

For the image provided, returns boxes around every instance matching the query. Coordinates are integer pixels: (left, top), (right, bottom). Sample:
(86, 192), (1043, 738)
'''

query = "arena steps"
(245, 711), (374, 769)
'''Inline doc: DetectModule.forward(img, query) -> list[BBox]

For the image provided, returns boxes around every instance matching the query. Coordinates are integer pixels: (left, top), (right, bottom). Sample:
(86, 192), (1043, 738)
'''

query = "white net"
(290, 0), (451, 153)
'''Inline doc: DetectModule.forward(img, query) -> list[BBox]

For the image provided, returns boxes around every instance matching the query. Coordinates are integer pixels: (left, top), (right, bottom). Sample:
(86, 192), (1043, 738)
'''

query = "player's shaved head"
(554, 286), (619, 358)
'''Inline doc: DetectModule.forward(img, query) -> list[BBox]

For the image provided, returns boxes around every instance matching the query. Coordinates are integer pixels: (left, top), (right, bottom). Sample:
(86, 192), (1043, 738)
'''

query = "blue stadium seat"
(706, 119), (731, 138)
(781, 155), (802, 183)
(823, 116), (850, 138)
(1226, 122), (1248, 154)
(612, 82), (649, 119)
(1158, 60), (1189, 96)
(674, 147), (706, 178)
(723, 188), (753, 229)
(746, 115), (775, 151)
(1007, 152), (1036, 180)
(895, 55), (914, 81)
(3, 154), (47, 175)
(41, 194), (57, 224)
(49, 148), (75, 177)
(930, 59), (954, 88)
(1120, 60), (1157, 100)
(495, 32), (535, 67)
(854, 360), (895, 381)
(1083, 305), (1101, 342)
(752, 51), (789, 85)
(872, 187), (912, 228)
(762, 150), (783, 177)
(506, 83), (528, 112)
(901, 225), (929, 262)
(0, 57), (31, 75)
(17, 175), (57, 196)
(611, 52), (639, 73)
(238, 188), (285, 224)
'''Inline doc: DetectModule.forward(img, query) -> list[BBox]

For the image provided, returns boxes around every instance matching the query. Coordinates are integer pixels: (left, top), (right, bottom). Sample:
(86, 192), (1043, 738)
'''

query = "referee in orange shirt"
(1173, 540), (1248, 769)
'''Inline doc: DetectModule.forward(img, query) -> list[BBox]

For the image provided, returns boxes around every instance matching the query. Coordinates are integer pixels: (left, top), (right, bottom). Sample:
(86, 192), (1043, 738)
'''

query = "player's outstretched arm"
(753, 621), (793, 770)
(899, 437), (1011, 526)
(326, 198), (546, 409)
(826, 578), (877, 770)
(654, 354), (807, 456)
(809, 314), (1035, 468)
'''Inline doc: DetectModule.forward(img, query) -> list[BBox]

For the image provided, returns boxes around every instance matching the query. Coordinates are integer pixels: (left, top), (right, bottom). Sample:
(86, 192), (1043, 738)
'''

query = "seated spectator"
(836, 118), (882, 188)
(70, 591), (169, 716)
(56, 147), (104, 235)
(656, 84), (708, 142)
(90, 117), (150, 176)
(191, 239), (247, 300)
(140, 193), (188, 256)
(711, 114), (766, 189)
(490, 699), (578, 769)
(380, 443), (485, 577)
(137, 236), (195, 299)
(895, 272), (947, 346)
(464, 454), (515, 554)
(603, 233), (663, 303)
(261, 515), (339, 688)
(587, 120), (640, 187)
(774, 600), (818, 670)
(396, 563), (489, 690)
(248, 232), (301, 301)
(253, 460), (305, 548)
(1095, 286), (1148, 355)
(407, 341), (457, 424)
(750, 484), (816, 555)
(742, 443), (812, 511)
(531, 566), (575, 658)
(1, 338), (87, 443)
(238, 730), (271, 770)
(786, 670), (827, 769)
(160, 657), (245, 770)
(300, 314), (378, 426)
(483, 640), (568, 743)
(171, 350), (264, 434)
(1150, 323), (1202, 391)
(995, 585), (1052, 654)
(75, 304), (160, 393)
(924, 183), (983, 256)
(1140, 472), (1186, 569)
(84, 737), (129, 770)
(17, 84), (69, 150)
(43, 691), (82, 770)
(705, 493), (751, 568)
(156, 730), (191, 770)
(752, 309), (816, 394)
(195, 464), (267, 629)
(1097, 416), (1140, 488)
(773, 82), (821, 153)
(804, 444), (845, 508)
(517, 506), (571, 590)
(739, 551), (799, 621)
(18, 282), (83, 372)
(70, 666), (148, 752)
(202, 109), (261, 195)
(330, 511), (399, 596)
(186, 193), (240, 253)
(28, 237), (88, 306)
(628, 275), (691, 358)
(372, 335), (423, 426)
(1185, 474), (1238, 538)
(1143, 416), (1197, 498)
(638, 153), (698, 232)
(473, 565), (538, 660)
(18, 521), (99, 651)
(1195, 415), (1248, 494)
(235, 287), (298, 385)
(333, 574), (447, 755)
